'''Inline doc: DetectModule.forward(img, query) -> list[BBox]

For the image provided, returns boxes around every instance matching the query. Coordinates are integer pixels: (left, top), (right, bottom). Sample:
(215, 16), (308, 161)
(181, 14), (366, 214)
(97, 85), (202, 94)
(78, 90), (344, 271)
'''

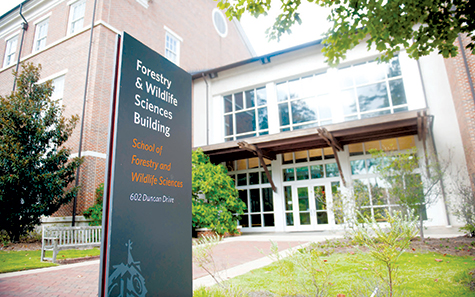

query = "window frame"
(164, 26), (182, 66)
(67, 0), (86, 35)
(33, 18), (49, 52)
(3, 35), (19, 68)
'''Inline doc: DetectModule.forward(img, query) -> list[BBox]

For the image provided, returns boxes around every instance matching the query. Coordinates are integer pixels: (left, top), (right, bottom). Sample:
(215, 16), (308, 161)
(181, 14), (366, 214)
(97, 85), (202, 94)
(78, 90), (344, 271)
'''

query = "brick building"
(0, 0), (253, 224)
(444, 34), (475, 186)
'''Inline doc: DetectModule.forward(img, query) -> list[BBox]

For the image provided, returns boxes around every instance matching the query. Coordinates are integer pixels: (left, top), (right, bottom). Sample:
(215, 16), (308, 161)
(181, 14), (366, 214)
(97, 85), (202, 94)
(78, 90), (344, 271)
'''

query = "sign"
(99, 32), (192, 296)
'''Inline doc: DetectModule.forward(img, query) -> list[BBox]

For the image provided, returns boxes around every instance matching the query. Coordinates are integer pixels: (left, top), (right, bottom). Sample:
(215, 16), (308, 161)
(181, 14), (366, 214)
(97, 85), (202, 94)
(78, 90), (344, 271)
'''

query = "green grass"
(0, 248), (101, 273)
(225, 251), (475, 296)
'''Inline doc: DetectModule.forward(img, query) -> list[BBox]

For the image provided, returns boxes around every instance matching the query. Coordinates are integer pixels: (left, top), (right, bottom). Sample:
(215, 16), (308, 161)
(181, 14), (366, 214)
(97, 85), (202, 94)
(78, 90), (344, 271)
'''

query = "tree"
(371, 148), (444, 240)
(0, 63), (82, 242)
(217, 0), (475, 65)
(83, 183), (104, 226)
(192, 148), (246, 235)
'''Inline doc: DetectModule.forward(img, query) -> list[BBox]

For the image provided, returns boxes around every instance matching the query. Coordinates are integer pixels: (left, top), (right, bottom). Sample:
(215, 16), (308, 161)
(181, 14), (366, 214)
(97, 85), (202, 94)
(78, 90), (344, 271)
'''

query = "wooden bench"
(41, 226), (102, 263)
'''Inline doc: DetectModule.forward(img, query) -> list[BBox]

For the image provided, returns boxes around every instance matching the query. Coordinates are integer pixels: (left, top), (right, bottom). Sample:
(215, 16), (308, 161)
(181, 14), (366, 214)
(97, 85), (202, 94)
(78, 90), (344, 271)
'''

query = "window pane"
(278, 103), (290, 126)
(311, 165), (324, 178)
(284, 186), (293, 211)
(224, 114), (233, 136)
(283, 168), (295, 181)
(251, 214), (262, 227)
(262, 188), (273, 211)
(249, 172), (259, 185)
(263, 214), (275, 227)
(224, 95), (232, 113)
(286, 213), (294, 226)
(317, 94), (332, 120)
(295, 151), (308, 163)
(298, 187), (309, 211)
(256, 87), (267, 106)
(258, 107), (268, 130)
(398, 136), (415, 150)
(366, 158), (380, 173)
(351, 160), (366, 175)
(291, 98), (318, 124)
(314, 186), (326, 210)
(337, 66), (354, 88)
(357, 82), (389, 112)
(282, 153), (293, 164)
(317, 212), (328, 224)
(349, 143), (364, 156)
(239, 190), (248, 211)
(309, 149), (322, 161)
(296, 166), (309, 180)
(249, 157), (259, 169)
(381, 138), (397, 151)
(300, 213), (311, 225)
(237, 159), (247, 170)
(355, 61), (386, 85)
(314, 73), (329, 95)
(364, 140), (380, 152)
(245, 89), (255, 108)
(300, 76), (315, 98)
(226, 161), (235, 172)
(387, 56), (402, 78)
(276, 82), (288, 102)
(250, 189), (261, 213)
(288, 79), (300, 99)
(237, 173), (247, 186)
(323, 147), (334, 159)
(340, 89), (357, 115)
(239, 214), (249, 227)
(235, 110), (255, 134)
(261, 171), (271, 184)
(325, 163), (339, 177)
(235, 92), (243, 111)
(389, 79), (407, 106)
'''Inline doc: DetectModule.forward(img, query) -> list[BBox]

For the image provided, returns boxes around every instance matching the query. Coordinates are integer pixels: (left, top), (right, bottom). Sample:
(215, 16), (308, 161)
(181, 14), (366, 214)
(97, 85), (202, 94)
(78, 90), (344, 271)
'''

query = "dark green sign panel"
(99, 32), (191, 296)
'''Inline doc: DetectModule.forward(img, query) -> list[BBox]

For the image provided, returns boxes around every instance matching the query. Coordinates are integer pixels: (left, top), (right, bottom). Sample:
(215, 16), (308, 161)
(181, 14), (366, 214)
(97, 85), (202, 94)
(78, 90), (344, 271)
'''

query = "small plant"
(193, 235), (224, 287)
(265, 241), (296, 296)
(83, 183), (104, 226)
(350, 210), (418, 297)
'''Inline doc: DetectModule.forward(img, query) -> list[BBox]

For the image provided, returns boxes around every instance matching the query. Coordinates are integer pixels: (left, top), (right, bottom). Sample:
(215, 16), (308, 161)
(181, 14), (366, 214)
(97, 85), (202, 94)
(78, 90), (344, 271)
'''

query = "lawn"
(0, 248), (101, 273)
(225, 251), (475, 296)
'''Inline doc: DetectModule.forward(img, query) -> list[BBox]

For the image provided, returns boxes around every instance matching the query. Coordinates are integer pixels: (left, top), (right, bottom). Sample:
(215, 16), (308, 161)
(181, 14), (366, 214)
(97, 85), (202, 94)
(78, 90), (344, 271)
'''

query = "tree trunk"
(419, 206), (424, 241)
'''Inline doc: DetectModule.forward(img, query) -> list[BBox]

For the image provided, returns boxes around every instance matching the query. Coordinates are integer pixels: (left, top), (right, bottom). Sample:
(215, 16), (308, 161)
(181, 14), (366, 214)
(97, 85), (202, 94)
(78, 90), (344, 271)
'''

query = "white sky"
(0, 1), (330, 56)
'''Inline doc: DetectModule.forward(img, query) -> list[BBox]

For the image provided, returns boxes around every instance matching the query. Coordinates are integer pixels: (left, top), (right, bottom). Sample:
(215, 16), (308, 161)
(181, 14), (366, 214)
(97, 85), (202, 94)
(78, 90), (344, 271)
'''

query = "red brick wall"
(444, 34), (475, 183)
(0, 0), (252, 217)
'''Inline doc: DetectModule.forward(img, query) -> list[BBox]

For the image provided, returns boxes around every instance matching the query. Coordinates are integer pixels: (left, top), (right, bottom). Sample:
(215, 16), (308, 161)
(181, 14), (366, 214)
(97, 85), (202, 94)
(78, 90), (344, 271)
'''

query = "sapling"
(350, 210), (418, 297)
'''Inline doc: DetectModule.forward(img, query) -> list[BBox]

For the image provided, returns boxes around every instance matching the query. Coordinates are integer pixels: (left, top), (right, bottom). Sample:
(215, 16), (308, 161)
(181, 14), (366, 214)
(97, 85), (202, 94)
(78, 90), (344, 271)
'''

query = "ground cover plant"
(0, 248), (100, 273)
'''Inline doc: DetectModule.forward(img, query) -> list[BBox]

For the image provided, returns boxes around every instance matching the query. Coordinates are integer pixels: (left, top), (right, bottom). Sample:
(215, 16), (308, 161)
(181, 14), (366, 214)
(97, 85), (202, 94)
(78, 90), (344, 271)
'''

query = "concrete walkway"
(0, 226), (463, 296)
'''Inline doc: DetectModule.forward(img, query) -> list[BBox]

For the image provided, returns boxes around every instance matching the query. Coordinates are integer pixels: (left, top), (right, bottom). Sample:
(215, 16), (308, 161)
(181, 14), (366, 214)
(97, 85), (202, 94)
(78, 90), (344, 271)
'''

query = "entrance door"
(283, 183), (330, 231)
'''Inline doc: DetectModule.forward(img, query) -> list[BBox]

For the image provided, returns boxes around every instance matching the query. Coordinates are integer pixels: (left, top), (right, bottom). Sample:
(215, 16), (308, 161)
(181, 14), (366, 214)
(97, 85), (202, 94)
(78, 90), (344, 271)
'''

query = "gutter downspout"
(13, 3), (28, 91)
(202, 73), (209, 145)
(72, 0), (98, 226)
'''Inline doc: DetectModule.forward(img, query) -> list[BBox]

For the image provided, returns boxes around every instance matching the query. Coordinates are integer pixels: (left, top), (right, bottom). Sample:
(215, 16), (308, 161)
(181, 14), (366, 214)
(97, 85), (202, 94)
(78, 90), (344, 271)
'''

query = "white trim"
(33, 12), (52, 25)
(212, 8), (228, 38)
(2, 30), (20, 42)
(0, 21), (117, 73)
(37, 69), (68, 84)
(67, 0), (86, 36)
(67, 0), (82, 6)
(136, 0), (149, 9)
(163, 25), (183, 42)
(69, 151), (107, 159)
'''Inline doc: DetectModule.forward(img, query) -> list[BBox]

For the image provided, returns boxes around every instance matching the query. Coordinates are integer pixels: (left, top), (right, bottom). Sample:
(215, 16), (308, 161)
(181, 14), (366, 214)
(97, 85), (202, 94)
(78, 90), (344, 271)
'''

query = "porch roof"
(196, 109), (429, 164)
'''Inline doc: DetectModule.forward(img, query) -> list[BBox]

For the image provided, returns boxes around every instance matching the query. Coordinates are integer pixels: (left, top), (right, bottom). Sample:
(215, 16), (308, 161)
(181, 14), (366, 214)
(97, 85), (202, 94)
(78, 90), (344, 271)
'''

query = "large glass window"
(68, 0), (86, 35)
(277, 57), (408, 131)
(33, 19), (49, 52)
(223, 87), (268, 141)
(165, 31), (180, 65)
(3, 35), (18, 67)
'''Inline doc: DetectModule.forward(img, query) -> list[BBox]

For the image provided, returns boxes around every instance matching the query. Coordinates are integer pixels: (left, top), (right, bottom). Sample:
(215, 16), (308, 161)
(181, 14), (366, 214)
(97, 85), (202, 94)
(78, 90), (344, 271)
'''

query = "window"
(212, 9), (228, 37)
(3, 35), (18, 67)
(223, 87), (268, 141)
(68, 0), (86, 35)
(277, 56), (408, 131)
(165, 31), (181, 65)
(33, 19), (49, 52)
(51, 75), (65, 103)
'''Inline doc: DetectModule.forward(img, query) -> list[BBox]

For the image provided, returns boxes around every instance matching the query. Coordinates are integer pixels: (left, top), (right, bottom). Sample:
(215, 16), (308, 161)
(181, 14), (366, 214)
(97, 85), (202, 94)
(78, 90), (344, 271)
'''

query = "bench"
(41, 226), (102, 263)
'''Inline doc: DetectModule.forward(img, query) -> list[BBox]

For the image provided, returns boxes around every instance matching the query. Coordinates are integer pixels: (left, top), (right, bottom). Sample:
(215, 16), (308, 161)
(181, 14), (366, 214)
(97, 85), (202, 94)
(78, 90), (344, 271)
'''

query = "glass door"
(284, 183), (331, 231)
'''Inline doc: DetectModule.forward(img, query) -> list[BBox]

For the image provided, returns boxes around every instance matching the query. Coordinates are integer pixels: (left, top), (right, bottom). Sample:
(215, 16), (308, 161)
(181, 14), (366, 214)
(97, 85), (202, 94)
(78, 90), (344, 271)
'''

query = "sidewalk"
(0, 227), (464, 296)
